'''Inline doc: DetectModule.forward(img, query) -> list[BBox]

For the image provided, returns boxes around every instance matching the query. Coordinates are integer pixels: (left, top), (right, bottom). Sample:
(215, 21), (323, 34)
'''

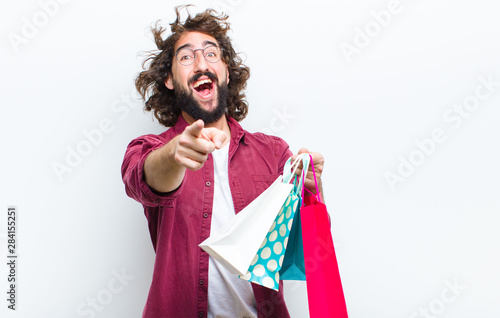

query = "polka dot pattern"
(273, 242), (283, 254)
(239, 192), (300, 291)
(267, 259), (278, 271)
(279, 224), (287, 237)
(269, 231), (278, 242)
(261, 247), (271, 259)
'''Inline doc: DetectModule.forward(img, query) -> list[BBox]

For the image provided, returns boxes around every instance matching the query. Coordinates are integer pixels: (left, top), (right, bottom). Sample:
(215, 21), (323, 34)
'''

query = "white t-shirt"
(207, 144), (257, 318)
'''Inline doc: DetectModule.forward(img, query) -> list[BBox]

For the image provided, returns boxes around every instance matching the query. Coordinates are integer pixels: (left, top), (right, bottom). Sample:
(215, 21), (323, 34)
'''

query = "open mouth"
(192, 78), (214, 98)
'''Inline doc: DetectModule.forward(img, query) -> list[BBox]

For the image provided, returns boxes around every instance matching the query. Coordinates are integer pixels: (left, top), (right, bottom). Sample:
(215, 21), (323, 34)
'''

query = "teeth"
(193, 79), (212, 88)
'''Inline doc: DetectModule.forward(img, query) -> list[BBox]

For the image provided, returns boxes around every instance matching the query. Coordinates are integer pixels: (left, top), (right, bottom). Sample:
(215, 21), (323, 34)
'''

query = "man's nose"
(192, 49), (209, 72)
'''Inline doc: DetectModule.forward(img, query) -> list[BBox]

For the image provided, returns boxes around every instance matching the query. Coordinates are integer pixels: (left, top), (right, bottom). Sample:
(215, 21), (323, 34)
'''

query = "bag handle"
(296, 155), (310, 195)
(283, 153), (309, 184)
(301, 154), (321, 204)
(284, 155), (311, 199)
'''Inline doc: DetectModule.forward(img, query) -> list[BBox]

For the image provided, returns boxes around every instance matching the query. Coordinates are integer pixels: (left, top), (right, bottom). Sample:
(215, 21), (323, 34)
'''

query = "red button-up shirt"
(121, 115), (293, 318)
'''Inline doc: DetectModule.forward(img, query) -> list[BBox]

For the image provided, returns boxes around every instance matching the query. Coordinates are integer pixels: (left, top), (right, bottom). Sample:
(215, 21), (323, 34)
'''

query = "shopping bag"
(239, 155), (309, 289)
(239, 191), (300, 290)
(301, 155), (348, 318)
(279, 155), (310, 280)
(278, 184), (306, 280)
(239, 155), (310, 290)
(279, 154), (309, 281)
(199, 174), (294, 276)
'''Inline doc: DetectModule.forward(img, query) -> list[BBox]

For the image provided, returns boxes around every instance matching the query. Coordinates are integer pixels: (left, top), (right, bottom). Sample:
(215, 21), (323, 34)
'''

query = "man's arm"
(144, 120), (227, 193)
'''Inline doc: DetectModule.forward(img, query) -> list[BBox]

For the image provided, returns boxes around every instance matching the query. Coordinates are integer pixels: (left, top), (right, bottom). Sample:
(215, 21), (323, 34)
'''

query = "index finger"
(201, 127), (228, 149)
(185, 120), (204, 138)
(291, 148), (310, 162)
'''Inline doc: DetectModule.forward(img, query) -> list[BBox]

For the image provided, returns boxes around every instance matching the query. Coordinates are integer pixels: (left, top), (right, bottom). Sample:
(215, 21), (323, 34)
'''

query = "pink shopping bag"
(301, 155), (348, 317)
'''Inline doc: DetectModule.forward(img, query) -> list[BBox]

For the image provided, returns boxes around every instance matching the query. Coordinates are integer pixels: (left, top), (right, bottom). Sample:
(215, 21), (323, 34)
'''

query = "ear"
(165, 75), (174, 90)
(226, 66), (230, 84)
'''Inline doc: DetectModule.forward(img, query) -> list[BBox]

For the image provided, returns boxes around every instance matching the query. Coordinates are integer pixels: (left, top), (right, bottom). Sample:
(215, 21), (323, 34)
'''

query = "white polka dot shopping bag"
(198, 155), (308, 276)
(239, 155), (310, 290)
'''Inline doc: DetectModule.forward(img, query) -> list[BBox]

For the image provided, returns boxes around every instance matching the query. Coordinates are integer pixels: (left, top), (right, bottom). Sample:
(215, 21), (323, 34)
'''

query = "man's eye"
(205, 47), (219, 56)
(180, 54), (192, 61)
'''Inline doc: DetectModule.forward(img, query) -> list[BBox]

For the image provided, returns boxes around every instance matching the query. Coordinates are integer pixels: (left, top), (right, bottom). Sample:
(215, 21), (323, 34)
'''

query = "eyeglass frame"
(174, 45), (224, 66)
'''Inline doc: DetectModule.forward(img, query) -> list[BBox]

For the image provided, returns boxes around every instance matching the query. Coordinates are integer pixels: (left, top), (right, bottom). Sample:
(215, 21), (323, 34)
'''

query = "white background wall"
(1, 0), (499, 317)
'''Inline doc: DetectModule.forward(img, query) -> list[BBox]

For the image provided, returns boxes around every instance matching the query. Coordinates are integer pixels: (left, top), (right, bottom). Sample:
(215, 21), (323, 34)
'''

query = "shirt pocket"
(251, 174), (280, 196)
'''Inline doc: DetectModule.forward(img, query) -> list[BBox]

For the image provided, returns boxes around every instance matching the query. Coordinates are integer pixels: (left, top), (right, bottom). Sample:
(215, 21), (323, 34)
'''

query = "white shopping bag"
(199, 175), (294, 276)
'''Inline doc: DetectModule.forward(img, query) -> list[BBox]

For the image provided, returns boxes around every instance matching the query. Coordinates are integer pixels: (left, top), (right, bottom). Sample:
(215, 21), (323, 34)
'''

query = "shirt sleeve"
(275, 136), (293, 176)
(121, 134), (185, 207)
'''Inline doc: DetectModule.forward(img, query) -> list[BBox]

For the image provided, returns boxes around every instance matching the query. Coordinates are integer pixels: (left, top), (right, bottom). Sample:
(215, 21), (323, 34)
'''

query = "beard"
(172, 73), (228, 124)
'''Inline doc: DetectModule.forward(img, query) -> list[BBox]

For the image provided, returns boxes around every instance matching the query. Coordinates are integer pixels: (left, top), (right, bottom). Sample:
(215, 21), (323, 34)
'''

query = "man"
(121, 6), (324, 318)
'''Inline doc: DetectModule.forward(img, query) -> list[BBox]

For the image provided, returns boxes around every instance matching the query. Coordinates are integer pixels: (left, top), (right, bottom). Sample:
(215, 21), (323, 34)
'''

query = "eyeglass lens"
(176, 46), (222, 65)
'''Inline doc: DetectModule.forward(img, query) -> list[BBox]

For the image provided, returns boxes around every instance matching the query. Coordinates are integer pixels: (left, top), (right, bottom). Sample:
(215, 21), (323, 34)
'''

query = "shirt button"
(198, 312), (204, 317)
(199, 279), (204, 285)
(203, 213), (208, 218)
(206, 181), (211, 187)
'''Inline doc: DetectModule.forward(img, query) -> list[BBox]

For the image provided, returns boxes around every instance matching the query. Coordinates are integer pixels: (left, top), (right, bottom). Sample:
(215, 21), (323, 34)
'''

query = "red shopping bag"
(301, 155), (348, 317)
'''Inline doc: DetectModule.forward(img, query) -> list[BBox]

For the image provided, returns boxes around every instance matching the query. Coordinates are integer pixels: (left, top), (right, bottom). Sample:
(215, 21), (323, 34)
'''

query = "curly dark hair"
(135, 5), (250, 127)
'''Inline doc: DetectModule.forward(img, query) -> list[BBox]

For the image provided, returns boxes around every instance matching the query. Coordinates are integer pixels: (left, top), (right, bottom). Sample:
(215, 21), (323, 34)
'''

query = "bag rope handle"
(283, 153), (309, 185)
(301, 154), (321, 204)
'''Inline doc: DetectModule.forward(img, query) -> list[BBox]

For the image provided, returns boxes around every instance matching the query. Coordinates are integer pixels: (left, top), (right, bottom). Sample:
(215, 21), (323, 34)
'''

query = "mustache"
(189, 72), (218, 86)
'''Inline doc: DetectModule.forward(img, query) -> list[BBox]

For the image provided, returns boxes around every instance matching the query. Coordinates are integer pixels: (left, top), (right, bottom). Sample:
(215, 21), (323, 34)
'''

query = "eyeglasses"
(175, 45), (223, 66)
